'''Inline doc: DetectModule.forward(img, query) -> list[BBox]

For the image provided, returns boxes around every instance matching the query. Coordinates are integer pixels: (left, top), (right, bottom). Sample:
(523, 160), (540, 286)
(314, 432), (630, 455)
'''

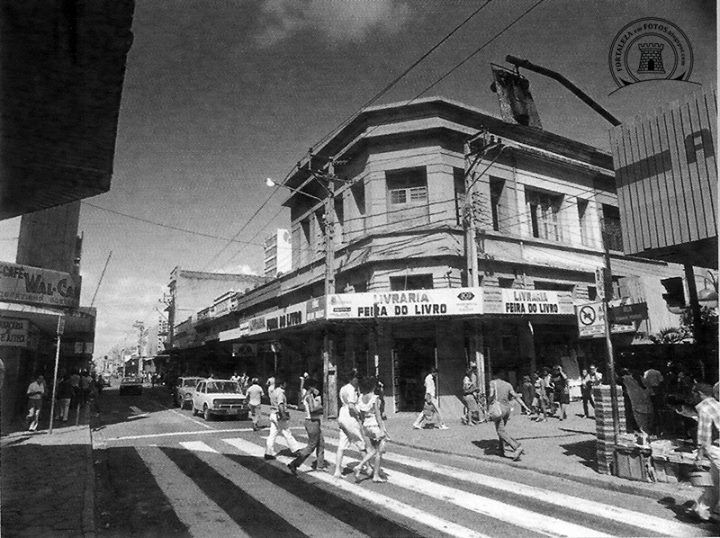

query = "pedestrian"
(239, 371), (249, 393)
(265, 379), (302, 460)
(643, 366), (664, 434)
(288, 379), (326, 475)
(69, 369), (81, 409)
(412, 367), (448, 430)
(375, 378), (387, 420)
(462, 368), (479, 425)
(533, 371), (548, 422)
(266, 375), (276, 400)
(245, 378), (264, 431)
(298, 372), (309, 407)
(80, 370), (92, 406)
(353, 376), (390, 483)
(542, 368), (555, 416)
(488, 372), (530, 460)
(334, 370), (366, 479)
(26, 374), (45, 431)
(581, 364), (602, 419)
(551, 365), (569, 420)
(55, 374), (73, 422)
(687, 382), (720, 523)
(520, 375), (535, 417)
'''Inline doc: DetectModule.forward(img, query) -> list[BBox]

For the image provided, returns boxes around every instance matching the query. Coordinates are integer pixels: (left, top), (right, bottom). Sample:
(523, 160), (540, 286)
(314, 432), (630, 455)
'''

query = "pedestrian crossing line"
(106, 427), (254, 442)
(223, 437), (490, 538)
(135, 446), (251, 538)
(264, 435), (608, 538)
(320, 436), (706, 538)
(180, 440), (370, 538)
(169, 408), (214, 429)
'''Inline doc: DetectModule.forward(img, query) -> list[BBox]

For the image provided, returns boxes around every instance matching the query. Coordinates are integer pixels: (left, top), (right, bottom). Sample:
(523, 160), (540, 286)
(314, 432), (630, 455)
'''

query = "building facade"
(167, 97), (700, 416)
(263, 229), (292, 278)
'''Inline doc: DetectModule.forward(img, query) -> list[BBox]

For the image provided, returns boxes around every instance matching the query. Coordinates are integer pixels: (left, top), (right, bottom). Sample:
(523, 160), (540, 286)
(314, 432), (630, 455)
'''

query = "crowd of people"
(24, 369), (101, 431)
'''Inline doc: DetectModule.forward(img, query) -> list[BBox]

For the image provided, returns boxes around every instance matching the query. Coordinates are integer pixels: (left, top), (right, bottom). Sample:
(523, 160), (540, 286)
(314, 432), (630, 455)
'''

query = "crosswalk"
(125, 433), (713, 538)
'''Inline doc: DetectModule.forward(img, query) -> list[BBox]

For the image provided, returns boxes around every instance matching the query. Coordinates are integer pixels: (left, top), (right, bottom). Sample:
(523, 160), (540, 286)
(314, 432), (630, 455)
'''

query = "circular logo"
(579, 305), (597, 326)
(609, 17), (693, 88)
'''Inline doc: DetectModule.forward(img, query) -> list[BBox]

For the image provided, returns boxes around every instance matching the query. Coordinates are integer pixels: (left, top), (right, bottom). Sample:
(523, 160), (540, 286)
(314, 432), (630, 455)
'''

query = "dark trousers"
(581, 390), (595, 417)
(493, 409), (519, 455)
(291, 419), (324, 468)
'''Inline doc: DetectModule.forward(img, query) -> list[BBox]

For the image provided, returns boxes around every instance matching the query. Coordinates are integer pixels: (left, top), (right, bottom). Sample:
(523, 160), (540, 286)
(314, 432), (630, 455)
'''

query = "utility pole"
(48, 315), (65, 435)
(322, 159), (338, 418)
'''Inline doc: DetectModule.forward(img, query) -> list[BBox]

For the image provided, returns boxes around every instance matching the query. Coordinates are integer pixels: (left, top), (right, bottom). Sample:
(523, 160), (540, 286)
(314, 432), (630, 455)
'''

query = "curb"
(388, 438), (694, 501)
(83, 426), (97, 538)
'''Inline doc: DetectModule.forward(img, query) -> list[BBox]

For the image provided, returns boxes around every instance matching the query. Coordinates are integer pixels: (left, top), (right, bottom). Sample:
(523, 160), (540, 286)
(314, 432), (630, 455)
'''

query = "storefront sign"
(306, 296), (326, 321)
(576, 301), (636, 338)
(501, 289), (561, 315)
(245, 302), (308, 336)
(327, 288), (483, 320)
(0, 262), (80, 308)
(609, 302), (648, 324)
(0, 318), (28, 347)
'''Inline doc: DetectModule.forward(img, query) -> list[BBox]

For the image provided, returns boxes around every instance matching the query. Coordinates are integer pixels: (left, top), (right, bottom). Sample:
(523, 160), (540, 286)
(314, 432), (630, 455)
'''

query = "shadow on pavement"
(558, 439), (597, 470)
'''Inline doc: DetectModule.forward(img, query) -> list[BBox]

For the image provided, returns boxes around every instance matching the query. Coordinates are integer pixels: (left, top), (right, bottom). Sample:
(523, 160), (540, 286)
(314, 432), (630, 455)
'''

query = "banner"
(245, 301), (308, 336)
(0, 318), (28, 347)
(0, 262), (80, 308)
(327, 288), (483, 320)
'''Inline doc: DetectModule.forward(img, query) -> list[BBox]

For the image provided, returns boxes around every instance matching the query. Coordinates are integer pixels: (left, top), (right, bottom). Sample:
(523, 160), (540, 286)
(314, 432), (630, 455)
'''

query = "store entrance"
(393, 337), (436, 412)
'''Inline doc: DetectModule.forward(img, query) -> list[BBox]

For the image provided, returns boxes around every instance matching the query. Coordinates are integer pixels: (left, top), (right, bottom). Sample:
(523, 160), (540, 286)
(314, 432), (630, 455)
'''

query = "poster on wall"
(0, 318), (28, 347)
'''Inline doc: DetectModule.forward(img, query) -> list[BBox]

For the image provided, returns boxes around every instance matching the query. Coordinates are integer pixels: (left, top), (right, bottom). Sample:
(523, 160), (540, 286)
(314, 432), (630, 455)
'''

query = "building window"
(386, 167), (429, 225)
(389, 274), (434, 290)
(453, 167), (465, 225)
(602, 204), (623, 251)
(588, 285), (597, 301)
(577, 198), (590, 246)
(498, 277), (515, 288)
(534, 281), (575, 292)
(490, 177), (505, 232)
(526, 189), (563, 241)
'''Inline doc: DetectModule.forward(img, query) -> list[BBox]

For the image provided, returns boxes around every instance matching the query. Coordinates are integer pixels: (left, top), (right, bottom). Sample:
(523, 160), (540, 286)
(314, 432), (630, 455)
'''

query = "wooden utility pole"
(48, 315), (65, 434)
(600, 222), (620, 446)
(322, 160), (338, 418)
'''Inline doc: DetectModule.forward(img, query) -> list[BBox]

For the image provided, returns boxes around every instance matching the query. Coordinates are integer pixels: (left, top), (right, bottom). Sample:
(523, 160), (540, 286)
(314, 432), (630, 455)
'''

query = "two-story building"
(170, 97), (696, 416)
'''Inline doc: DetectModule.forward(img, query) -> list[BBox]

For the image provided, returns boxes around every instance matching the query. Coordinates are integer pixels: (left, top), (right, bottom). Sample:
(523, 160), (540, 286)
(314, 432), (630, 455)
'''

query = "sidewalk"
(1, 414), (96, 538)
(369, 400), (698, 502)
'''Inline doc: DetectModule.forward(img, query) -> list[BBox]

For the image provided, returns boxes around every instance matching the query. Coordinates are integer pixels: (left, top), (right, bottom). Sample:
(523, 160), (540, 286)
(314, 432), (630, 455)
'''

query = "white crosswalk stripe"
(180, 440), (371, 538)
(260, 435), (607, 538)
(135, 445), (251, 538)
(222, 437), (491, 538)
(320, 435), (705, 538)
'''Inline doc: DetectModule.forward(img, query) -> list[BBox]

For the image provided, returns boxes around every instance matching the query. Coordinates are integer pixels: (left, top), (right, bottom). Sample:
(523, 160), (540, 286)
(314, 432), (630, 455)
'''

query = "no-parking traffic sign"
(576, 301), (636, 338)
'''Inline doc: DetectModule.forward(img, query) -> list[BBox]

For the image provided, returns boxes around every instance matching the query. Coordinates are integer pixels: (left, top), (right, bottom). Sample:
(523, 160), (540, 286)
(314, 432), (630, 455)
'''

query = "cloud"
(255, 0), (412, 47)
(213, 263), (258, 276)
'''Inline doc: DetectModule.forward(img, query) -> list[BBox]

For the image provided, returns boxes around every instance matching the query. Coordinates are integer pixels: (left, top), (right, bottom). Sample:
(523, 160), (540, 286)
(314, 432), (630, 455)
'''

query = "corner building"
(180, 97), (690, 417)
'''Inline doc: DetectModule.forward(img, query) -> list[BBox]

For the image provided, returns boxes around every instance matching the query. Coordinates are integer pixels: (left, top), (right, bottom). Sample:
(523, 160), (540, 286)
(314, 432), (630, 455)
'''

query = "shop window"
(498, 277), (515, 288)
(577, 198), (590, 246)
(389, 274), (434, 291)
(602, 204), (623, 251)
(526, 188), (563, 241)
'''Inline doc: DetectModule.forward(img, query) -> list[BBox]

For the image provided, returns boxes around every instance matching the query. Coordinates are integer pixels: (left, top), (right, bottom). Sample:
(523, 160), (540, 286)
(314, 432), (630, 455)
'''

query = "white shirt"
(339, 383), (359, 407)
(246, 384), (264, 406)
(424, 374), (436, 398)
(27, 381), (44, 399)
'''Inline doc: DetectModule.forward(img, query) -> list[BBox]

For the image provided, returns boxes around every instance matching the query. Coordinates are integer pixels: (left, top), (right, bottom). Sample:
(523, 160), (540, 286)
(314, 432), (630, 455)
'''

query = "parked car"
(119, 376), (143, 395)
(192, 379), (248, 421)
(174, 376), (203, 409)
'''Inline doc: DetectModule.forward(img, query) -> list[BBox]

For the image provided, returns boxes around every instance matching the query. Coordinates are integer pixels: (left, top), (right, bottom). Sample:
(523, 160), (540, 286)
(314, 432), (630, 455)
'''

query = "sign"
(576, 301), (636, 338)
(595, 267), (610, 300)
(501, 289), (561, 315)
(0, 318), (28, 347)
(609, 302), (648, 324)
(326, 288), (483, 320)
(245, 301), (308, 336)
(0, 262), (80, 308)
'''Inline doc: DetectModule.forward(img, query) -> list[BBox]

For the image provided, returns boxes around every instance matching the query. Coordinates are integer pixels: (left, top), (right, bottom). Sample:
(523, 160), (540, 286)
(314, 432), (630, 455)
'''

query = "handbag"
(488, 381), (503, 420)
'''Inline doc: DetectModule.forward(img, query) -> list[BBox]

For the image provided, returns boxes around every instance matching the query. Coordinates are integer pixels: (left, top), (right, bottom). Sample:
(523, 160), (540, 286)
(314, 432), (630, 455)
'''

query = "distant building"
(263, 229), (292, 277)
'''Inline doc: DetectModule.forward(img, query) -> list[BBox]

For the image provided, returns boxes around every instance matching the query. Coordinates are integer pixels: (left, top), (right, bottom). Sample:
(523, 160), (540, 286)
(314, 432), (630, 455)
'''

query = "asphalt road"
(92, 384), (716, 537)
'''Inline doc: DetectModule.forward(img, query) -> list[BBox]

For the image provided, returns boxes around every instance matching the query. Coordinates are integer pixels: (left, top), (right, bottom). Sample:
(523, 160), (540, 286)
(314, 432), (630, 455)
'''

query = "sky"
(0, 0), (716, 356)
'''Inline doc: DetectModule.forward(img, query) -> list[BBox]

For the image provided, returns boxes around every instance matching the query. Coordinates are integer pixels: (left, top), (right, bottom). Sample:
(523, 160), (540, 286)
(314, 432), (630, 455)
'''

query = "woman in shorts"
(354, 376), (390, 483)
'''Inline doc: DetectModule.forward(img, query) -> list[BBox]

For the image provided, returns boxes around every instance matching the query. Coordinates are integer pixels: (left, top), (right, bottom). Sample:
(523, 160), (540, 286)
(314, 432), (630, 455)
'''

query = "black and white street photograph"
(0, 1), (718, 536)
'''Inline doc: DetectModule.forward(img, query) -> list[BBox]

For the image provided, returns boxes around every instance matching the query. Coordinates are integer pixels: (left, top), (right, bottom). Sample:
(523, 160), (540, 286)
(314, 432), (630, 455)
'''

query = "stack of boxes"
(594, 385), (626, 474)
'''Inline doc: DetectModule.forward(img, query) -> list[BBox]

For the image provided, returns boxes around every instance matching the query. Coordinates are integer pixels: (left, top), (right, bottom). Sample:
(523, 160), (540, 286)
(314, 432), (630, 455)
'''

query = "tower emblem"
(608, 17), (694, 93)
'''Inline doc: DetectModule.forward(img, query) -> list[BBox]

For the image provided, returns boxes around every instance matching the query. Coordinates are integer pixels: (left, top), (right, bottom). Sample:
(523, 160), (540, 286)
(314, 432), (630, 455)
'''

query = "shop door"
(393, 337), (436, 412)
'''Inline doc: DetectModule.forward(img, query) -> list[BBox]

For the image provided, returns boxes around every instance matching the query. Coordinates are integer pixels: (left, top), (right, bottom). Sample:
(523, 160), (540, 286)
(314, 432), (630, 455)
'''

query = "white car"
(192, 379), (249, 421)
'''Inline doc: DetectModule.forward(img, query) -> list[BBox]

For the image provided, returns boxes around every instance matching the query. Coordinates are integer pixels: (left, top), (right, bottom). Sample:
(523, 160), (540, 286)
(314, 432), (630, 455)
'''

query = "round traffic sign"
(579, 305), (597, 326)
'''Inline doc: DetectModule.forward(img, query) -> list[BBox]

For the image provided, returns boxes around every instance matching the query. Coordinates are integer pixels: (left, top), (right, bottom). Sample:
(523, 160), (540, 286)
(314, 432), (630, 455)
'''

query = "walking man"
(288, 379), (326, 475)
(489, 372), (531, 460)
(265, 379), (302, 460)
(26, 374), (45, 431)
(413, 367), (448, 430)
(246, 378), (264, 431)
(334, 370), (366, 478)
(689, 382), (720, 523)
